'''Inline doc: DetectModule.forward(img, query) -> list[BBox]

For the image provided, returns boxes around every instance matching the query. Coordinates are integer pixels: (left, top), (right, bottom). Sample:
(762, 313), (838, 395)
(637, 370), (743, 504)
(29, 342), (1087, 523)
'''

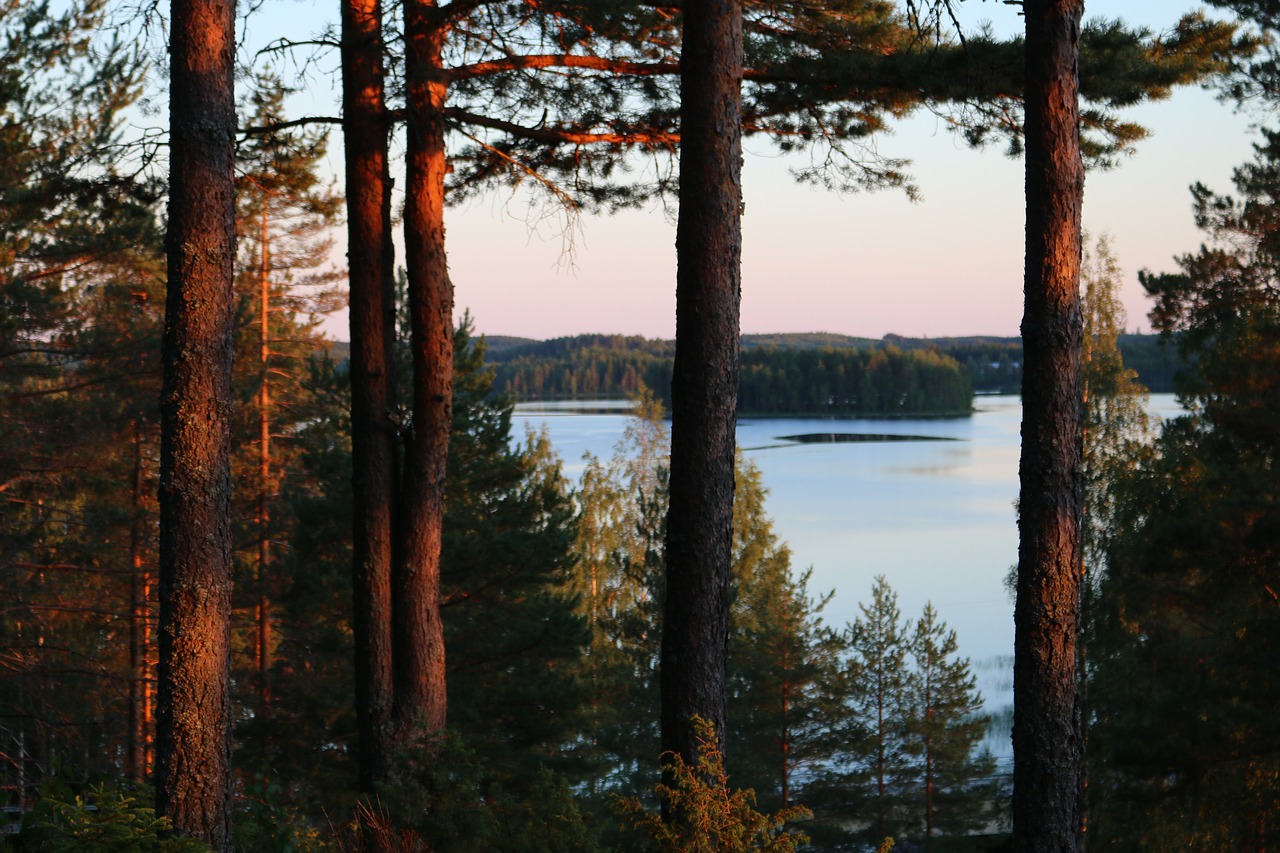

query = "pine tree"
(903, 604), (996, 848)
(231, 72), (344, 742)
(839, 576), (911, 848)
(158, 0), (237, 843)
(661, 0), (745, 785)
(1014, 2), (1086, 851)
(438, 321), (588, 786)
(0, 0), (164, 796)
(339, 0), (398, 791)
(727, 457), (848, 814)
(1088, 129), (1280, 852)
(253, 322), (587, 811)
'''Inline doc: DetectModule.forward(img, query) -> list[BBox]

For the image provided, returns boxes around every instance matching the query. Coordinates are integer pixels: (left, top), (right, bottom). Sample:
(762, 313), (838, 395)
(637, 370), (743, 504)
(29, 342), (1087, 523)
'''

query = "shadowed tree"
(157, 0), (236, 846)
(726, 458), (848, 814)
(1088, 127), (1280, 852)
(340, 0), (398, 791)
(660, 0), (746, 789)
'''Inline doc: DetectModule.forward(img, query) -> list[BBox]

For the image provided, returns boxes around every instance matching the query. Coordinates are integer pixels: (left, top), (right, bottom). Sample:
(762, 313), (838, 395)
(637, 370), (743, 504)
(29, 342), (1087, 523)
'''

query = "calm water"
(513, 394), (1182, 747)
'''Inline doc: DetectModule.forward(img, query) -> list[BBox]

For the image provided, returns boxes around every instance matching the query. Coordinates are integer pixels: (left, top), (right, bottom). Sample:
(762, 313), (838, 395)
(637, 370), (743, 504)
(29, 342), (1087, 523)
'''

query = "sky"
(244, 0), (1265, 343)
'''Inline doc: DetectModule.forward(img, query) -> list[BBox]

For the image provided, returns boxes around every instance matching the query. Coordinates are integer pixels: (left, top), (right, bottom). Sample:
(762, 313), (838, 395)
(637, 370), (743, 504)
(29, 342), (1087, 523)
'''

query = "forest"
(479, 332), (1178, 406)
(1, 0), (1277, 851)
(487, 338), (974, 416)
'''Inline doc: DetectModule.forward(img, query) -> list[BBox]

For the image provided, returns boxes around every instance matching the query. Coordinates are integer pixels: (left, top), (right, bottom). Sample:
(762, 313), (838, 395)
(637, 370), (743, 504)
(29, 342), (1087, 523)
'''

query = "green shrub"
(615, 717), (811, 852)
(7, 779), (209, 852)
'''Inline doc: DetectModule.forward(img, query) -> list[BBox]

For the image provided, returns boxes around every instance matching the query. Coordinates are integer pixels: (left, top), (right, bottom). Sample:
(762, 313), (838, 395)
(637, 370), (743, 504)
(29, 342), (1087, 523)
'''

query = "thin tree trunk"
(780, 647), (791, 809)
(128, 418), (147, 786)
(257, 207), (272, 721)
(158, 0), (236, 846)
(1013, 1), (1086, 851)
(660, 0), (744, 775)
(341, 0), (397, 792)
(397, 0), (450, 739)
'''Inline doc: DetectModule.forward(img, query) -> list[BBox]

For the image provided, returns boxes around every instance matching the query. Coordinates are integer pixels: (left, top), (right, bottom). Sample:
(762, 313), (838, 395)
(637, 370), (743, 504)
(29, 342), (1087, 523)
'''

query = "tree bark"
(157, 0), (236, 846)
(660, 0), (743, 773)
(1014, 1), (1085, 851)
(397, 0), (451, 739)
(341, 0), (399, 793)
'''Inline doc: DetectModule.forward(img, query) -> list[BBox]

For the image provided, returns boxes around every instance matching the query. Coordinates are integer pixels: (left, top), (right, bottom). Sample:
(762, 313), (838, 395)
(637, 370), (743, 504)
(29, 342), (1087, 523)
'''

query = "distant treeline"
(480, 332), (1180, 406)
(486, 334), (973, 416)
(886, 333), (1180, 393)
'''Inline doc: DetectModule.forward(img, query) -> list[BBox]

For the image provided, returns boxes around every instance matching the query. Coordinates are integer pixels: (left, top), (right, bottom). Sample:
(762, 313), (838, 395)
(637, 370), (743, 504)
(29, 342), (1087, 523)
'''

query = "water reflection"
(776, 432), (957, 444)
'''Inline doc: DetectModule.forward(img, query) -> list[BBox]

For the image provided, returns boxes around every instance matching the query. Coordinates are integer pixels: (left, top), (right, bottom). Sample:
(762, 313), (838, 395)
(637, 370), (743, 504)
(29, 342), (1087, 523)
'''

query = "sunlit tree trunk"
(660, 0), (743, 776)
(341, 0), (397, 791)
(1014, 1), (1085, 851)
(158, 0), (236, 846)
(397, 0), (450, 739)
(256, 207), (272, 721)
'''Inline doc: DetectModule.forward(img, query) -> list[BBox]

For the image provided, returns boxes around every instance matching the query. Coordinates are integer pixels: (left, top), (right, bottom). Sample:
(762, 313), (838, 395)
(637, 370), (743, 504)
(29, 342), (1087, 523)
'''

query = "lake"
(512, 393), (1183, 757)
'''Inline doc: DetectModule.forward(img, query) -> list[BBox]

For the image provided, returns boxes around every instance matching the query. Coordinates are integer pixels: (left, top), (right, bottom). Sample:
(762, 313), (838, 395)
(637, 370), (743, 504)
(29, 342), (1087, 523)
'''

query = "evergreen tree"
(231, 72), (345, 742)
(1013, 2), (1086, 851)
(903, 604), (996, 848)
(259, 322), (587, 812)
(0, 0), (164, 795)
(838, 576), (911, 848)
(571, 403), (850, 832)
(439, 321), (588, 786)
(158, 0), (237, 843)
(1088, 129), (1280, 851)
(661, 0), (745, 785)
(727, 458), (848, 814)
(339, 0), (398, 791)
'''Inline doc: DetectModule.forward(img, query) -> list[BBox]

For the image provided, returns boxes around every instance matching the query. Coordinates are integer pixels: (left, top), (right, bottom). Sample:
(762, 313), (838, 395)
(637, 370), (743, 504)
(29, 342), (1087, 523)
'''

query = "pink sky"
(441, 88), (1254, 341)
(290, 1), (1260, 342)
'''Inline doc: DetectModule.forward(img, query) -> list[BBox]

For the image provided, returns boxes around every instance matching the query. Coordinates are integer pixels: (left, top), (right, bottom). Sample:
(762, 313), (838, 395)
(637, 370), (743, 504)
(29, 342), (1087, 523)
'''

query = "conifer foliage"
(1088, 129), (1280, 852)
(232, 73), (346, 739)
(828, 578), (995, 851)
(0, 0), (164, 790)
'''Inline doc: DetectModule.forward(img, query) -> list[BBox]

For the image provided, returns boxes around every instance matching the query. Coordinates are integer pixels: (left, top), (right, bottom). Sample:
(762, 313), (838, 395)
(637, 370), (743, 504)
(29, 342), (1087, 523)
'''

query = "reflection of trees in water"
(776, 433), (957, 444)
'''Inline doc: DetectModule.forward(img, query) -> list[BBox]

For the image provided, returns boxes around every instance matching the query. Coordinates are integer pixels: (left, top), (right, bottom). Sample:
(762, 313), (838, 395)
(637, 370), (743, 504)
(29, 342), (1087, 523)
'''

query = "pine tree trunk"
(397, 0), (450, 739)
(1014, 1), (1086, 851)
(660, 0), (743, 774)
(128, 419), (149, 786)
(341, 0), (397, 792)
(257, 207), (272, 721)
(158, 0), (236, 846)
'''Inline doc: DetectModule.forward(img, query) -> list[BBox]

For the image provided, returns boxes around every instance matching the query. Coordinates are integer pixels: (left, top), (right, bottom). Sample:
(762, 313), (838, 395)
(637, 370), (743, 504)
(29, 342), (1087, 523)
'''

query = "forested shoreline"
(464, 331), (1177, 410)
